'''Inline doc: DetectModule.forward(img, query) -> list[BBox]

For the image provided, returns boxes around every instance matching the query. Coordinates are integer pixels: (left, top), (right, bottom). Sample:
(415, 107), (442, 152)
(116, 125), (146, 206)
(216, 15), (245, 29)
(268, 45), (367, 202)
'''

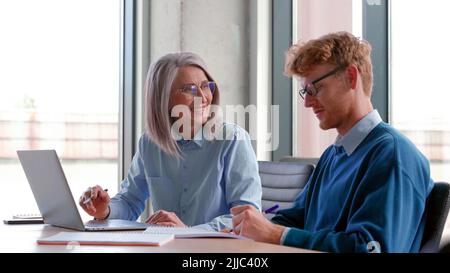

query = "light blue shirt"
(334, 109), (382, 155)
(108, 123), (262, 231)
(279, 109), (382, 244)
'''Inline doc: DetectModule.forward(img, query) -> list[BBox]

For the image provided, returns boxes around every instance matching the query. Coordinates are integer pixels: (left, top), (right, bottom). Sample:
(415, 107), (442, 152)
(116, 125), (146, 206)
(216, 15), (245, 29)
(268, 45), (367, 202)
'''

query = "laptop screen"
(17, 150), (85, 231)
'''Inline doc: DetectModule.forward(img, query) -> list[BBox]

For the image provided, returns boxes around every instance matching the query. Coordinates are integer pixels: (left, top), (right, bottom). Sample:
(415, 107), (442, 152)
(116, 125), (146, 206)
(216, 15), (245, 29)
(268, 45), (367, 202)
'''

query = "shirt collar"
(176, 127), (205, 148)
(334, 109), (382, 156)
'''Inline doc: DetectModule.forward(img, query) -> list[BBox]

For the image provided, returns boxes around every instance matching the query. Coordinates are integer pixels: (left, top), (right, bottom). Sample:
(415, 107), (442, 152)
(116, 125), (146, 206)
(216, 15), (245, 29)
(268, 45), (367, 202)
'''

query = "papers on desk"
(3, 213), (44, 224)
(37, 232), (174, 246)
(144, 226), (249, 240)
(37, 227), (247, 248)
(13, 213), (42, 219)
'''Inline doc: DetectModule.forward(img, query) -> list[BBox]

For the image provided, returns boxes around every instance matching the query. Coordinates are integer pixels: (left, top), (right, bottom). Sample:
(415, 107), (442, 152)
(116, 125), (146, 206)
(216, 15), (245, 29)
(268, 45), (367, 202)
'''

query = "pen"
(228, 205), (279, 234)
(83, 188), (108, 204)
(228, 205), (280, 233)
(263, 204), (279, 214)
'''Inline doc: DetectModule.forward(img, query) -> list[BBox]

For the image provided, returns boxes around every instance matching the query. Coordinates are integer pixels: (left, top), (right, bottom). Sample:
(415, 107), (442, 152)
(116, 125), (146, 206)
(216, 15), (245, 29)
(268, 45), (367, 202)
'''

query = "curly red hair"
(285, 31), (373, 96)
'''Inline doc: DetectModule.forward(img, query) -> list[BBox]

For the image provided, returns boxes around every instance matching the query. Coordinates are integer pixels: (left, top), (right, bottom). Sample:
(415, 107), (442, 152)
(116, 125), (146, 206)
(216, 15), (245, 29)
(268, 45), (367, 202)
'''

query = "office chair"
(440, 240), (450, 253)
(258, 161), (314, 219)
(279, 156), (319, 167)
(420, 182), (450, 253)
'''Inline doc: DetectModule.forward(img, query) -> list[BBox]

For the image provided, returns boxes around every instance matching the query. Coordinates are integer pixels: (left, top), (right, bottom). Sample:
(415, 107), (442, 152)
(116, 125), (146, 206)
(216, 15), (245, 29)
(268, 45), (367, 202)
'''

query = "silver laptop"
(17, 150), (149, 231)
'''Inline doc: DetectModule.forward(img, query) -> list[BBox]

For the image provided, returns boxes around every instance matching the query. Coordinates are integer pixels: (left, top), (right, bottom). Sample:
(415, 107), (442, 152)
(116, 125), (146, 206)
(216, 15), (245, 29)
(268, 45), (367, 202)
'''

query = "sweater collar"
(334, 110), (382, 156)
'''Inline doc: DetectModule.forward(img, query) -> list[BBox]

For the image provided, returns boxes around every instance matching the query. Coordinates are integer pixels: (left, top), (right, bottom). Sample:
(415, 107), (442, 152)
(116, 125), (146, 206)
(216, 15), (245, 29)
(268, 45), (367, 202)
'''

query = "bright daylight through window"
(391, 0), (450, 183)
(0, 0), (121, 220)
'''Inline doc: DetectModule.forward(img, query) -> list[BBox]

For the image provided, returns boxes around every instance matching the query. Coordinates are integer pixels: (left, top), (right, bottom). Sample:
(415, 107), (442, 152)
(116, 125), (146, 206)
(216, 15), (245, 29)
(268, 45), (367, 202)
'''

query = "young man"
(230, 31), (433, 253)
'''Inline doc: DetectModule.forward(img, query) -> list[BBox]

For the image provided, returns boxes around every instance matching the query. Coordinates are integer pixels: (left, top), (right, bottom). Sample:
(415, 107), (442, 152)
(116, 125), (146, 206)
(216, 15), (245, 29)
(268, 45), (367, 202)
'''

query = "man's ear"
(346, 64), (358, 90)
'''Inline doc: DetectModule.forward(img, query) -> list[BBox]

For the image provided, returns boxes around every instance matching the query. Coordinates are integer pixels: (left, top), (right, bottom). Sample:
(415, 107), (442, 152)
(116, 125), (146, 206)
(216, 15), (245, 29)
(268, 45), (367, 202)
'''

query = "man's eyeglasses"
(298, 66), (343, 100)
(179, 81), (216, 97)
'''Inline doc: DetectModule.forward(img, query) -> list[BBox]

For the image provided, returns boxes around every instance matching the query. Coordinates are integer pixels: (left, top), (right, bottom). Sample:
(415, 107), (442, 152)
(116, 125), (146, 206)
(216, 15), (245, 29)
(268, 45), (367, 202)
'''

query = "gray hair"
(144, 52), (220, 157)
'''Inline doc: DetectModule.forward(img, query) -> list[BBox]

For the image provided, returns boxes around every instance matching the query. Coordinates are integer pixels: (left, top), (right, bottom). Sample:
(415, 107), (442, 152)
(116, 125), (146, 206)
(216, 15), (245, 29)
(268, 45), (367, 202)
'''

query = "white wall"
(149, 0), (250, 108)
(148, 0), (273, 160)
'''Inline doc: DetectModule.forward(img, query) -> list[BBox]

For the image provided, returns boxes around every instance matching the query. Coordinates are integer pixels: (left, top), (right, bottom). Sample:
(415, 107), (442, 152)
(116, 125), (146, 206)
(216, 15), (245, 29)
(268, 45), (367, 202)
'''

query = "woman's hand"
(79, 185), (110, 220)
(145, 210), (186, 227)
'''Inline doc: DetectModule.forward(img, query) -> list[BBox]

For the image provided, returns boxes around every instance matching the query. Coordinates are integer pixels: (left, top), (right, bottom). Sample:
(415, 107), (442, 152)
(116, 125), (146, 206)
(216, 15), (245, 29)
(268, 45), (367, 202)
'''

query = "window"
(293, 0), (363, 158)
(391, 0), (450, 183)
(0, 0), (121, 220)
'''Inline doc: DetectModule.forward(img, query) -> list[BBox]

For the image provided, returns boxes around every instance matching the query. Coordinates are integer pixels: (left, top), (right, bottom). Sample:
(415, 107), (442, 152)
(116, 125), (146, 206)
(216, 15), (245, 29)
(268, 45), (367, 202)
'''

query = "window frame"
(119, 0), (138, 182)
(363, 0), (390, 123)
(272, 0), (293, 161)
(274, 0), (390, 161)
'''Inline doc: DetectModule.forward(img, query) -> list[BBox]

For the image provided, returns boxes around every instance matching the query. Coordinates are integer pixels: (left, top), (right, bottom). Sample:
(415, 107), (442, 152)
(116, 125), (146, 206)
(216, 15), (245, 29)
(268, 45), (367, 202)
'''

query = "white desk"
(0, 223), (314, 253)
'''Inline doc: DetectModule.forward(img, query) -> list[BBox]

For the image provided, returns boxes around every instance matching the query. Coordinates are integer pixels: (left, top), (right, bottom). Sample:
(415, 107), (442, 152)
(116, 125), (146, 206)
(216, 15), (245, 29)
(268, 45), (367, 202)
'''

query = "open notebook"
(144, 226), (249, 240)
(37, 232), (174, 246)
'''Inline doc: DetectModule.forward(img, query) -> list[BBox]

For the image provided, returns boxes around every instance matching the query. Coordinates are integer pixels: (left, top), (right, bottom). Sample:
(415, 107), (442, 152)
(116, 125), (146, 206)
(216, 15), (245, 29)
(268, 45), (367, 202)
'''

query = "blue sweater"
(272, 122), (434, 253)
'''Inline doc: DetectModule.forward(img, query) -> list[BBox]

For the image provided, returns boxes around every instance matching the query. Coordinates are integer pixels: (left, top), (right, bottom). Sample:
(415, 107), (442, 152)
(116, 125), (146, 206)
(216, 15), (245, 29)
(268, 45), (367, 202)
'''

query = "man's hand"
(231, 205), (285, 244)
(145, 210), (186, 227)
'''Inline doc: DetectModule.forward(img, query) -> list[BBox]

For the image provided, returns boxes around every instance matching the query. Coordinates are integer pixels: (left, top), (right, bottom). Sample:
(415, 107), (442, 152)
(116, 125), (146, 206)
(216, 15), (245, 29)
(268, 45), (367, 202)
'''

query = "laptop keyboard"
(84, 219), (150, 231)
(86, 220), (110, 227)
(85, 220), (113, 230)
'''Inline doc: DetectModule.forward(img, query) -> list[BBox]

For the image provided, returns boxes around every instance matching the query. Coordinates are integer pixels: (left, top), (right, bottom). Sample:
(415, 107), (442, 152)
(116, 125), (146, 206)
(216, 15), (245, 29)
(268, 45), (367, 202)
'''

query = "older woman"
(79, 52), (261, 230)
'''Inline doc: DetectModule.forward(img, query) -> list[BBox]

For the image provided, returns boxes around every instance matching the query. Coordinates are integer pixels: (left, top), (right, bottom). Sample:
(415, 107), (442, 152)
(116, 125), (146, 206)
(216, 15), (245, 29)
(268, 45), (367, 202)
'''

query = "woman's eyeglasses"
(179, 81), (216, 96)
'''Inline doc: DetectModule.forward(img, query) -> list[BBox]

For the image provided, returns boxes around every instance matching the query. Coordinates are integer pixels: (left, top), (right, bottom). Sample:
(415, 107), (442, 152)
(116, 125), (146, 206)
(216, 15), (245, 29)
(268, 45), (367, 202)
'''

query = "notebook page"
(144, 226), (248, 240)
(37, 231), (174, 246)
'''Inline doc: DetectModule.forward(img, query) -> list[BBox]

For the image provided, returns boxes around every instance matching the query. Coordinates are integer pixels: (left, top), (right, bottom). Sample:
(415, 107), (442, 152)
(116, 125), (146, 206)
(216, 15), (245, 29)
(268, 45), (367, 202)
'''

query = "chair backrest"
(279, 156), (319, 167)
(440, 240), (450, 253)
(420, 182), (450, 253)
(258, 161), (314, 218)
